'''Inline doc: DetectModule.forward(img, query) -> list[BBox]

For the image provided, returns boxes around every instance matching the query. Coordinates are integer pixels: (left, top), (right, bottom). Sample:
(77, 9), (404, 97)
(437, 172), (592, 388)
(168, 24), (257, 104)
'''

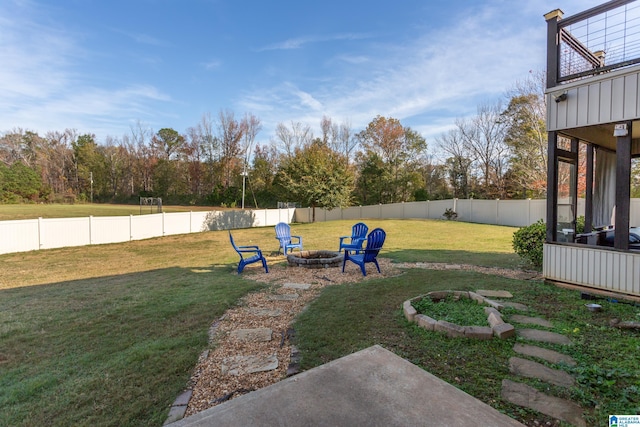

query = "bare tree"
(273, 121), (313, 157)
(457, 102), (509, 197)
(436, 128), (473, 198)
(128, 121), (154, 193)
(320, 115), (338, 146)
(41, 129), (77, 197)
(321, 117), (357, 165)
(218, 109), (245, 188)
(187, 112), (220, 193)
(502, 71), (549, 198)
(0, 128), (44, 167)
(242, 113), (262, 162)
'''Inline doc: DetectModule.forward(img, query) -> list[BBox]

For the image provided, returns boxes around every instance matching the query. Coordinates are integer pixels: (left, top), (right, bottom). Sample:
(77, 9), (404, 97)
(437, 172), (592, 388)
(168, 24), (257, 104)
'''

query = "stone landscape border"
(402, 290), (515, 339)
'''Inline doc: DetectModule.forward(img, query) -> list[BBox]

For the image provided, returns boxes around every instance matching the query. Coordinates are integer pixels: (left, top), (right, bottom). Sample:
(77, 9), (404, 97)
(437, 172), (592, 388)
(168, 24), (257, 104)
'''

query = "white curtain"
(593, 148), (617, 228)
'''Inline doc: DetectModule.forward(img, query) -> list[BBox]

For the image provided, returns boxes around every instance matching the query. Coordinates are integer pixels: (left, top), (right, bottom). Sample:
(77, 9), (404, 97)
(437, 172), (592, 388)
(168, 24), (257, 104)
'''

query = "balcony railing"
(546, 0), (640, 87)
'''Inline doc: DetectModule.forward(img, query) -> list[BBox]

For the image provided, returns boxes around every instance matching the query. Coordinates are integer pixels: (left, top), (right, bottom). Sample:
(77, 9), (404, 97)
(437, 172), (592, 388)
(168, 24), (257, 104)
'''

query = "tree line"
(4, 72), (634, 208)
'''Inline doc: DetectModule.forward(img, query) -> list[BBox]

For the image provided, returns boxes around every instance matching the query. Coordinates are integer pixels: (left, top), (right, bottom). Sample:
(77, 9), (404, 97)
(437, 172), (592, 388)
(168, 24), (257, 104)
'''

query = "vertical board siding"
(599, 79), (613, 123)
(544, 243), (640, 296)
(548, 66), (640, 131)
(624, 74), (638, 119)
(611, 77), (625, 120)
(567, 85), (578, 128)
(577, 85), (589, 124)
(587, 83), (601, 124)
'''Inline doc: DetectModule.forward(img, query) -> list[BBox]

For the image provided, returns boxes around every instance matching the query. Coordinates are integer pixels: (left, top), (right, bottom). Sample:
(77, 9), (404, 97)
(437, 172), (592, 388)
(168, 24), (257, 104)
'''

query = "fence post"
(89, 215), (93, 245)
(129, 215), (133, 240)
(38, 217), (44, 249)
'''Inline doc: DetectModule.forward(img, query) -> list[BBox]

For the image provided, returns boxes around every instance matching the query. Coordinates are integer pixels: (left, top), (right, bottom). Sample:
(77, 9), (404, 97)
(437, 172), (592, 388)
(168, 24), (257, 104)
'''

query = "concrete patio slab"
(168, 345), (525, 427)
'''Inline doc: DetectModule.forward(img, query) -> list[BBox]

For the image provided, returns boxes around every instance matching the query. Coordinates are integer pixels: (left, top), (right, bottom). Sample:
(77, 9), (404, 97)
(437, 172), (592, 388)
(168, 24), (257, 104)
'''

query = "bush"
(512, 219), (546, 268)
(443, 208), (458, 220)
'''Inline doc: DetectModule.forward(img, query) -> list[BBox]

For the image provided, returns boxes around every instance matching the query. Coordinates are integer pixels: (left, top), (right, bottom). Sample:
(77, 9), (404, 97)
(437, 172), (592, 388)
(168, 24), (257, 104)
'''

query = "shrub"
(443, 208), (458, 220)
(512, 219), (546, 268)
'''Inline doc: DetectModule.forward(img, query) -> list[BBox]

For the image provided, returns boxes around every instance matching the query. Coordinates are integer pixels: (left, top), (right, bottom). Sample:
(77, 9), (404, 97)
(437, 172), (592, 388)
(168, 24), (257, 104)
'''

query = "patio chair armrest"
(291, 235), (302, 244)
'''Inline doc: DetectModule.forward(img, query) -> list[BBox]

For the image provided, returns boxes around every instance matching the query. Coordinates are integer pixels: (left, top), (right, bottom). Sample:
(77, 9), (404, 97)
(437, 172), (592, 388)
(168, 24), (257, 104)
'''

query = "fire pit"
(287, 250), (344, 269)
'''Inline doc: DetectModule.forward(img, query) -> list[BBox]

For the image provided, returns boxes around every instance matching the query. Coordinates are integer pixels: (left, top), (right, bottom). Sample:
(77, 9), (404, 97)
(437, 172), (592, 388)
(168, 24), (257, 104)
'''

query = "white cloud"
(259, 32), (372, 51)
(204, 59), (222, 70)
(239, 2), (549, 142)
(0, 1), (173, 139)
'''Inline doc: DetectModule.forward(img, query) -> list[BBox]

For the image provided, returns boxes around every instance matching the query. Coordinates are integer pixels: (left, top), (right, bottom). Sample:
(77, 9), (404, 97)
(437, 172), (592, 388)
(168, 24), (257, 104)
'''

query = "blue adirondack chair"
(229, 231), (268, 274)
(338, 222), (369, 253)
(342, 228), (386, 276)
(275, 222), (303, 255)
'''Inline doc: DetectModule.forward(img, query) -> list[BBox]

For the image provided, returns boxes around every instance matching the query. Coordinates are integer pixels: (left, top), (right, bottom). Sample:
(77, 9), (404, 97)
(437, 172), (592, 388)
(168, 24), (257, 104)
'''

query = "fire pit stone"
(287, 250), (344, 269)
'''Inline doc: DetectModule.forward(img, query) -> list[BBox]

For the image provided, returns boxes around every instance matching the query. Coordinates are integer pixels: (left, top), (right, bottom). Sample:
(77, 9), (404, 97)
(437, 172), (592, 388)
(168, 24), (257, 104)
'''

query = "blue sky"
(0, 0), (604, 148)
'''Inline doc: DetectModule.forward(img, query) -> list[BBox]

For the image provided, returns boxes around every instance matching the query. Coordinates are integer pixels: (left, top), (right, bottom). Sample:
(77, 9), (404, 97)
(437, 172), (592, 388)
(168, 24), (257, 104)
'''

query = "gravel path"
(184, 259), (539, 417)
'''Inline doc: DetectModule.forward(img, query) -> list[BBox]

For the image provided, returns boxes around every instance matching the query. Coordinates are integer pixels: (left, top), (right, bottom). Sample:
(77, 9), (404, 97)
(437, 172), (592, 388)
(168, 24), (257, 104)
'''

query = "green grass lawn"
(0, 218), (638, 426)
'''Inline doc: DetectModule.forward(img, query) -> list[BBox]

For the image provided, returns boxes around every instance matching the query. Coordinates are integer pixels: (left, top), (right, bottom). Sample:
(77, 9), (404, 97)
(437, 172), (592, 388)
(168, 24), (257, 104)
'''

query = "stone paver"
(245, 308), (282, 317)
(484, 307), (502, 317)
(476, 290), (513, 298)
(502, 380), (585, 427)
(282, 283), (312, 290)
(402, 300), (417, 322)
(163, 390), (193, 425)
(469, 291), (486, 304)
(492, 322), (516, 339)
(509, 315), (552, 328)
(498, 301), (528, 311)
(434, 320), (465, 337)
(164, 405), (189, 425)
(268, 293), (299, 301)
(221, 354), (279, 376)
(173, 390), (193, 406)
(488, 311), (504, 328)
(484, 299), (505, 310)
(509, 357), (575, 388)
(229, 328), (273, 342)
(415, 314), (437, 331)
(513, 344), (576, 366)
(517, 328), (572, 345)
(464, 326), (493, 340)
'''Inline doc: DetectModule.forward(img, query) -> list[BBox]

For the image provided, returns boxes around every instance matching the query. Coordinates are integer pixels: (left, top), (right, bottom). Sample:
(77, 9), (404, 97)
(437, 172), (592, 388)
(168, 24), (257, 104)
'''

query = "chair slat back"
(229, 231), (239, 251)
(363, 228), (386, 261)
(275, 222), (291, 243)
(352, 222), (368, 244)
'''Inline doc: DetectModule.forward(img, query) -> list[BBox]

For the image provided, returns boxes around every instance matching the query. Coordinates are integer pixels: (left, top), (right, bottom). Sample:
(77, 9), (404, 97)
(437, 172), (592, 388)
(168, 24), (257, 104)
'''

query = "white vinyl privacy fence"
(2, 199), (639, 255)
(295, 199), (549, 226)
(294, 198), (640, 228)
(0, 208), (295, 255)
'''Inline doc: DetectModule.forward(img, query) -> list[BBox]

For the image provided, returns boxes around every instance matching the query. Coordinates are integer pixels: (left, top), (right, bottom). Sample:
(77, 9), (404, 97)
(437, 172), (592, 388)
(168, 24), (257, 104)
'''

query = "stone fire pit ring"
(287, 250), (344, 269)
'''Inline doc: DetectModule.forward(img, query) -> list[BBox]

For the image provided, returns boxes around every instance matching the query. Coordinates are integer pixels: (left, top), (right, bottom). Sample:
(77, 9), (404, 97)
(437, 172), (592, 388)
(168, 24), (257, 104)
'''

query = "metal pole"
(90, 171), (93, 203)
(241, 163), (247, 209)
